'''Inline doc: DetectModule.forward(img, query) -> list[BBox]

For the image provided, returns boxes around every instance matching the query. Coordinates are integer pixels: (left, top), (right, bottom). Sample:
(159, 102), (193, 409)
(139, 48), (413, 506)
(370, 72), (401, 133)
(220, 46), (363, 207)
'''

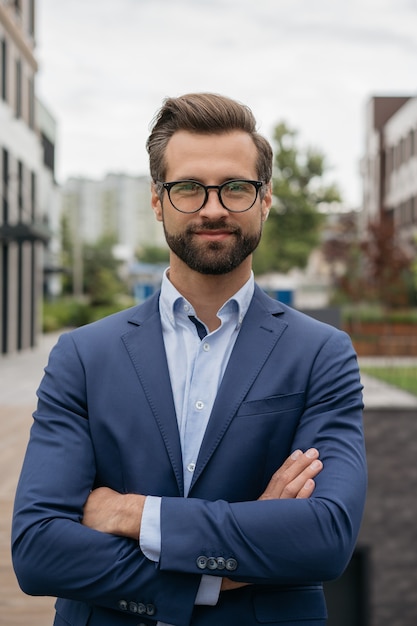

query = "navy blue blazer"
(12, 286), (367, 626)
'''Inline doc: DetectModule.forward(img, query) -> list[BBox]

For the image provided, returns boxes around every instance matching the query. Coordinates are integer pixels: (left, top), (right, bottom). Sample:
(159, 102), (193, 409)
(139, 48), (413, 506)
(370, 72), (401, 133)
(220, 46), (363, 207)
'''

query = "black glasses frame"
(159, 179), (264, 213)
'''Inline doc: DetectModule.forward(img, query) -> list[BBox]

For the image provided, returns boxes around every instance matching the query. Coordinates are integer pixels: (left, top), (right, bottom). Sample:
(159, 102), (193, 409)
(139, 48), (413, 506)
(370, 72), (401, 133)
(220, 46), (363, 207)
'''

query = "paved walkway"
(0, 332), (416, 625)
(0, 333), (59, 625)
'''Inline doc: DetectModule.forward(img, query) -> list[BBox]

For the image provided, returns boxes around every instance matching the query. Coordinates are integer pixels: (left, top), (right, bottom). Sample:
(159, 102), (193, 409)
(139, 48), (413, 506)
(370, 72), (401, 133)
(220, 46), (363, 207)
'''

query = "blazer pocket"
(253, 585), (327, 623)
(237, 392), (304, 418)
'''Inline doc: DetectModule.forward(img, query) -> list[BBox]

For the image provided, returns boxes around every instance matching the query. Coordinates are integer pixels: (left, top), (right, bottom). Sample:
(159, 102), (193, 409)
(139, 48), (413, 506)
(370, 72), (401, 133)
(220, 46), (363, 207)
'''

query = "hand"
(259, 447), (322, 501)
(82, 487), (145, 540)
(221, 448), (322, 592)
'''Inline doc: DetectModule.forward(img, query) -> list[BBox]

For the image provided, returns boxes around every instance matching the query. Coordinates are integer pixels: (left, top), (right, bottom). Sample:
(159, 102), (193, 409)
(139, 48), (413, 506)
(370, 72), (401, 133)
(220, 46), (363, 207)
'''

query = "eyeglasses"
(159, 179), (264, 213)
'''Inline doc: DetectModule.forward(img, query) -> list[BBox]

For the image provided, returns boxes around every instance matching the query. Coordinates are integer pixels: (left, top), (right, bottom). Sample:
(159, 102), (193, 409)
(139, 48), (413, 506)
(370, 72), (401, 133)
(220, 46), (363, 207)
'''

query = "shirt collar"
(159, 268), (254, 331)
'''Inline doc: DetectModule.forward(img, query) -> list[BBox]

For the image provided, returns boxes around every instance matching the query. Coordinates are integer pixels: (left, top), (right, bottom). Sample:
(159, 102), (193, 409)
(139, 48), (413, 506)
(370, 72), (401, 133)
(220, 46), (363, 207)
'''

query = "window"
(28, 76), (35, 129)
(30, 171), (36, 221)
(17, 160), (23, 221)
(411, 128), (416, 157)
(15, 58), (22, 118)
(1, 39), (7, 102)
(28, 0), (35, 36)
(2, 148), (9, 223)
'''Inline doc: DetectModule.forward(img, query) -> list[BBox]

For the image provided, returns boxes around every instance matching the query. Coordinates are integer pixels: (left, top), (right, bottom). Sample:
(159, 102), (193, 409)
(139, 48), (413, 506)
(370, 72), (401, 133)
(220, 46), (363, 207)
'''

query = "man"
(12, 93), (367, 626)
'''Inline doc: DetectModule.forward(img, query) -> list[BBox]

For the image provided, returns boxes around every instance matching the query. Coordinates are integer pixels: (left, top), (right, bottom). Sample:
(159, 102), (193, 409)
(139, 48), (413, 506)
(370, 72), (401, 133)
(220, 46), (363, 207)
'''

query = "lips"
(194, 229), (235, 240)
(189, 222), (239, 237)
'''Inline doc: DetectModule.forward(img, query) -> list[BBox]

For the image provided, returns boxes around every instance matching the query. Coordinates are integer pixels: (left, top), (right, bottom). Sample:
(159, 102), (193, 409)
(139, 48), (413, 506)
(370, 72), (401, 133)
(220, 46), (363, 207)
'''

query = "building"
(0, 0), (59, 354)
(61, 173), (165, 259)
(362, 95), (417, 249)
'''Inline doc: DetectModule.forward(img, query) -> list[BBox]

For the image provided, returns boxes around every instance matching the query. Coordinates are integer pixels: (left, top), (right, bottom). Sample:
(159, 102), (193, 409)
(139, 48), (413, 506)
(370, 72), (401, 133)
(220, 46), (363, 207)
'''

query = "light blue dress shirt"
(140, 270), (254, 625)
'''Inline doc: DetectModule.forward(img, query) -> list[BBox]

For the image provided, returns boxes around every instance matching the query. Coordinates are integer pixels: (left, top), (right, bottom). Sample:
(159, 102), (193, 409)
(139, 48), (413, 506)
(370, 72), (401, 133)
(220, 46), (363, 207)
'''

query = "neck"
(167, 259), (252, 332)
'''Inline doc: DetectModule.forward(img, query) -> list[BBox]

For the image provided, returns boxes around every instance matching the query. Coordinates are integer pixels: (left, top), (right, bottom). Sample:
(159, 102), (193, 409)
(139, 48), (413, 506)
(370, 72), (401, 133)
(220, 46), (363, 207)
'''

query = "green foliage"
(137, 245), (169, 264)
(59, 217), (129, 305)
(341, 304), (417, 324)
(42, 297), (135, 332)
(254, 122), (341, 274)
(60, 212), (75, 294)
(82, 235), (124, 305)
(361, 366), (417, 397)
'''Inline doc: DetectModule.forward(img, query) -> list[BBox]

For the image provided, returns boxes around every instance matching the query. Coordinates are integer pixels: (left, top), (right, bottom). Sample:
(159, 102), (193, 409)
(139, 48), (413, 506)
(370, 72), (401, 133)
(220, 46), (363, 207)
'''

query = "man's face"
(152, 130), (272, 275)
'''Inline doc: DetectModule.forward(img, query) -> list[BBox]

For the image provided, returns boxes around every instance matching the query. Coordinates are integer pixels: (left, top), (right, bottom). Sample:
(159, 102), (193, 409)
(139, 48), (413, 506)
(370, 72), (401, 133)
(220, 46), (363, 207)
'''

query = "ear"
(151, 183), (163, 222)
(261, 182), (272, 222)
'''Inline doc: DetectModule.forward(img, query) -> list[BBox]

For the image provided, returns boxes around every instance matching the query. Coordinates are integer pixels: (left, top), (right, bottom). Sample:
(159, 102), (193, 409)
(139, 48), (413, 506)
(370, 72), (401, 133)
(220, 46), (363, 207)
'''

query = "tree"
(360, 217), (413, 308)
(253, 122), (341, 274)
(83, 236), (124, 306)
(136, 245), (169, 265)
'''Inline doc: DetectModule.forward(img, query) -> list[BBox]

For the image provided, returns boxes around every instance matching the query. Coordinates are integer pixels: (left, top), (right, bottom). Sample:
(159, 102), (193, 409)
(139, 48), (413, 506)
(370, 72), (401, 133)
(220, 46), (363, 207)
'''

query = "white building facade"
(62, 173), (166, 260)
(362, 95), (417, 247)
(0, 0), (59, 354)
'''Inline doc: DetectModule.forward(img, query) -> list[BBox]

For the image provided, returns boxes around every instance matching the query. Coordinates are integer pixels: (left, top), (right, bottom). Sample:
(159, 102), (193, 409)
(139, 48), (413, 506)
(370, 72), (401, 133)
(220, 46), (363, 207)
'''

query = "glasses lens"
(220, 181), (257, 212)
(169, 181), (206, 213)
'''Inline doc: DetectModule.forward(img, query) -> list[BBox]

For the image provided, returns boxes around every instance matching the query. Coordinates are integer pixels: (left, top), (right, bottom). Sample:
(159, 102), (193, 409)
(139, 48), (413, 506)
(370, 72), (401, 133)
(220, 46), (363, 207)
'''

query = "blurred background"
(0, 1), (416, 625)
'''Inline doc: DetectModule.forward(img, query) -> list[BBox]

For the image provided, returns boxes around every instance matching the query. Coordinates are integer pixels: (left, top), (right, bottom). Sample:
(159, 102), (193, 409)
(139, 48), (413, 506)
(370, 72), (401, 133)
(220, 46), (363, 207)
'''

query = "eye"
(223, 181), (253, 194)
(173, 181), (202, 195)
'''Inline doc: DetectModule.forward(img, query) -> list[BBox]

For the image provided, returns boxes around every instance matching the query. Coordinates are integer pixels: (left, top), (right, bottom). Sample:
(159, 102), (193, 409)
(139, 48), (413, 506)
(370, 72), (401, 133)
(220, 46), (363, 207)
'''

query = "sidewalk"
(0, 332), (60, 625)
(0, 332), (416, 625)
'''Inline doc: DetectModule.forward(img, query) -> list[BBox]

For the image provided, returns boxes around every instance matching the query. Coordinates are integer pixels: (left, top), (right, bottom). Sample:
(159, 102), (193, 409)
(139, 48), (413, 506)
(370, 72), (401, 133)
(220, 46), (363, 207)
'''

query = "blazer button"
(129, 601), (138, 613)
(137, 603), (146, 614)
(225, 558), (238, 571)
(216, 557), (226, 570)
(118, 600), (128, 611)
(146, 604), (156, 616)
(207, 557), (218, 570)
(196, 555), (208, 569)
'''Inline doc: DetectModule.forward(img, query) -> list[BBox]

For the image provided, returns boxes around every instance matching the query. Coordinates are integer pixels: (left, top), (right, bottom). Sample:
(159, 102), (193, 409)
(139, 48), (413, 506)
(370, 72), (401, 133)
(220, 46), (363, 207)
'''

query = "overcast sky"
(36, 0), (417, 207)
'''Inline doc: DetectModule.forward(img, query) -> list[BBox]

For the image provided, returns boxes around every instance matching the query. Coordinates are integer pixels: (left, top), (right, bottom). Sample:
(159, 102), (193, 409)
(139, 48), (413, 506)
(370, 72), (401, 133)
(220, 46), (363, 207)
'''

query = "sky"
(36, 0), (417, 207)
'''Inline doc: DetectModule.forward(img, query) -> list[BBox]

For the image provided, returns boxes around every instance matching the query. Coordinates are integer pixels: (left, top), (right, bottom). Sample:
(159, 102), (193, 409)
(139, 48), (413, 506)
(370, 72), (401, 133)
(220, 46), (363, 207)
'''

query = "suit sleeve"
(158, 330), (367, 584)
(11, 333), (200, 626)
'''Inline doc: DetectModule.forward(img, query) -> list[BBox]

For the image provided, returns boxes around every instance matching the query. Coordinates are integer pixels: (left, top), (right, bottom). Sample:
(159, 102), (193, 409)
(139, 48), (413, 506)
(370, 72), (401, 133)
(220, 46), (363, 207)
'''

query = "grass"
(360, 366), (417, 397)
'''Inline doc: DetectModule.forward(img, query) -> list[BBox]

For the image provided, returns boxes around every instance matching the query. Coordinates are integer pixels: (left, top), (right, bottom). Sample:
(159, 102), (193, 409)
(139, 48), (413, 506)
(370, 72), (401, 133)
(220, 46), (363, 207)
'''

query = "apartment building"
(362, 95), (417, 247)
(0, 0), (58, 354)
(61, 173), (165, 258)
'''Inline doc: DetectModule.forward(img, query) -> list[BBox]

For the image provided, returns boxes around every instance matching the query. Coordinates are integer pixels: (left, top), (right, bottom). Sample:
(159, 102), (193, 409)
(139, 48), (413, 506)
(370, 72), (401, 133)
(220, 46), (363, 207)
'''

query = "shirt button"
(183, 303), (190, 312)
(195, 400), (204, 410)
(187, 462), (195, 472)
(203, 342), (210, 351)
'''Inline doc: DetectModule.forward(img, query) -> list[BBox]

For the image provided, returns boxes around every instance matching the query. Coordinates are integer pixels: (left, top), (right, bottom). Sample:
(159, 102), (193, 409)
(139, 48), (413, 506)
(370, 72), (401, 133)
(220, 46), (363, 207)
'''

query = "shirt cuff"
(139, 495), (162, 562)
(195, 575), (222, 605)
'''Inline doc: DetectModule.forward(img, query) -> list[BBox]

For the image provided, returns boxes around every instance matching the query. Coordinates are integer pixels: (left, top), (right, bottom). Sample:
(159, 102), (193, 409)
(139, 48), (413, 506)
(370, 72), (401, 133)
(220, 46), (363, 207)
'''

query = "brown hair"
(146, 93), (273, 186)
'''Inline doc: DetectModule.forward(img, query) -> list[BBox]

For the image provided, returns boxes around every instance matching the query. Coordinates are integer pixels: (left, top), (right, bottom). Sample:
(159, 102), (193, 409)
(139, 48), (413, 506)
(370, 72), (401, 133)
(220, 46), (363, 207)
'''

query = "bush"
(342, 304), (417, 324)
(42, 297), (135, 332)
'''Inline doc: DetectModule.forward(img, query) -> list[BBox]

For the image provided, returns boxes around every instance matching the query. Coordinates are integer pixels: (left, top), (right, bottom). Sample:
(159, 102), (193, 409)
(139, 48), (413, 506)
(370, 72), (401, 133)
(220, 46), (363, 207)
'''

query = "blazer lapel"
(190, 287), (288, 491)
(121, 295), (184, 495)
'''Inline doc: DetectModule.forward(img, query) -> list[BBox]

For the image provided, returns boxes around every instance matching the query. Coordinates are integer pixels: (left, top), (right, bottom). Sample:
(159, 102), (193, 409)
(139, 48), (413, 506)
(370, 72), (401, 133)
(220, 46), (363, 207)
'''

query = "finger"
(260, 451), (322, 500)
(272, 448), (320, 486)
(280, 459), (323, 499)
(296, 478), (316, 499)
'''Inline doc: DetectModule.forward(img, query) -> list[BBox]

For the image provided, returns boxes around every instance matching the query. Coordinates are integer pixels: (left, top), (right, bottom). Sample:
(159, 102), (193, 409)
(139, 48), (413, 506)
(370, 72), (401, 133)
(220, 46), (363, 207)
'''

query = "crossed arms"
(82, 447), (323, 592)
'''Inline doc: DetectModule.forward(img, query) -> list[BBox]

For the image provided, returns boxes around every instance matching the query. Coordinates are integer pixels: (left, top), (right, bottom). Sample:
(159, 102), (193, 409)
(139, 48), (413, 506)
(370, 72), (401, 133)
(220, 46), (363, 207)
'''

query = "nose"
(199, 188), (229, 218)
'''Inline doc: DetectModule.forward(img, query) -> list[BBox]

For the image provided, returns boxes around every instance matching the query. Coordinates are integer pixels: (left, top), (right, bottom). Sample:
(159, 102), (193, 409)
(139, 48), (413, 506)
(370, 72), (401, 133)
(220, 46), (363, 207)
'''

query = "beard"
(163, 219), (262, 275)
